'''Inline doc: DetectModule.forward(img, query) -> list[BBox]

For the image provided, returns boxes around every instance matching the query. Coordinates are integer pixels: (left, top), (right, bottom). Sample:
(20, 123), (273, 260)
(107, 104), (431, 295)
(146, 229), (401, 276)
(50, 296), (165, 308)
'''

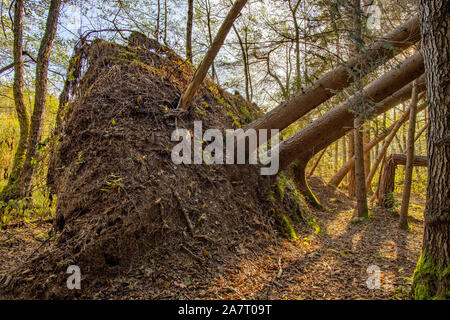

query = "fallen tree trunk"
(246, 16), (420, 133)
(328, 102), (427, 187)
(377, 153), (428, 209)
(277, 51), (425, 172)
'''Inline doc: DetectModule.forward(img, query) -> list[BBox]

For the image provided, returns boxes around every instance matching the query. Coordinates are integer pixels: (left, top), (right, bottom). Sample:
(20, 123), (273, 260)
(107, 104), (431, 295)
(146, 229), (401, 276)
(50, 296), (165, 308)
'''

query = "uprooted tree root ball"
(0, 33), (311, 299)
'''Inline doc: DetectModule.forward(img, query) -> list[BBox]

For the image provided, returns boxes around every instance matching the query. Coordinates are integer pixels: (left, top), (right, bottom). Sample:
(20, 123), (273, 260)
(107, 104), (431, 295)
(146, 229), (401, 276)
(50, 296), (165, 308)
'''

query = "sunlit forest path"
(0, 177), (423, 300)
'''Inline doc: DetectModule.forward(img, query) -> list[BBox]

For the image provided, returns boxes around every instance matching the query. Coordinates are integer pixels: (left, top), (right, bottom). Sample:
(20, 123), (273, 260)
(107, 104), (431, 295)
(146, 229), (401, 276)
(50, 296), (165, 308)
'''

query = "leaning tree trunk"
(399, 81), (419, 229)
(19, 0), (62, 198)
(0, 0), (29, 202)
(412, 0), (450, 300)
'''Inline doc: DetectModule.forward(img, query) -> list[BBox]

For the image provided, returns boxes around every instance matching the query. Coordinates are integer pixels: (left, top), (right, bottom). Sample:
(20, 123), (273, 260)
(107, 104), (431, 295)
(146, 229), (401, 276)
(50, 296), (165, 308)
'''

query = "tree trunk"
(246, 16), (420, 134)
(412, 0), (450, 300)
(399, 81), (419, 229)
(343, 137), (348, 185)
(156, 0), (161, 41)
(355, 117), (369, 217)
(288, 0), (301, 90)
(348, 131), (356, 196)
(19, 0), (62, 197)
(233, 25), (251, 101)
(178, 0), (247, 109)
(186, 0), (194, 64)
(349, 0), (369, 218)
(0, 0), (29, 202)
(363, 125), (371, 178)
(276, 52), (425, 172)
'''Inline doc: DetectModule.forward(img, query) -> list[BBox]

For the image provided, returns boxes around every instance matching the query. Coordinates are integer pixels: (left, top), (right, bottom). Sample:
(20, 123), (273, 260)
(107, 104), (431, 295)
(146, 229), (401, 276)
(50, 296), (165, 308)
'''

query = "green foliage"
(0, 189), (56, 230)
(238, 105), (254, 122)
(100, 174), (124, 192)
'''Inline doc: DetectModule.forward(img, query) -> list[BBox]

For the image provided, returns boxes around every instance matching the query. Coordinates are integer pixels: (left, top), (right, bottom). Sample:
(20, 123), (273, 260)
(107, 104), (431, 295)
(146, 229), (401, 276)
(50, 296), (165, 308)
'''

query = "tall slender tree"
(399, 80), (419, 229)
(19, 0), (62, 198)
(0, 0), (29, 202)
(186, 0), (194, 63)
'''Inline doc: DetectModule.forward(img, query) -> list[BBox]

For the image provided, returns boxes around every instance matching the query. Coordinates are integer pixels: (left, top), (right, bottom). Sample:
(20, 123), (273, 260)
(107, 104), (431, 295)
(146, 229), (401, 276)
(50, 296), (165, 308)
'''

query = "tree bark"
(178, 0), (247, 109)
(19, 0), (62, 197)
(0, 0), (29, 202)
(186, 0), (194, 64)
(246, 16), (420, 134)
(275, 70), (424, 205)
(363, 125), (371, 178)
(399, 81), (419, 229)
(412, 0), (450, 300)
(276, 52), (425, 172)
(414, 123), (428, 143)
(355, 117), (369, 217)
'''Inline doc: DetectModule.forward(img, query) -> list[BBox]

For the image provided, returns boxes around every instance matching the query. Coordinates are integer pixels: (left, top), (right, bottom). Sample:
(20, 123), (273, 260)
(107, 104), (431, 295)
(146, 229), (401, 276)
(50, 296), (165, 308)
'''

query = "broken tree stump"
(377, 154), (428, 209)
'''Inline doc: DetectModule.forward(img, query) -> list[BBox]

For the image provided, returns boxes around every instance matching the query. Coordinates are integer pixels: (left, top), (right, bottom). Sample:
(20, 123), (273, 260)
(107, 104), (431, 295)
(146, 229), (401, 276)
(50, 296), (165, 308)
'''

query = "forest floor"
(0, 177), (424, 300)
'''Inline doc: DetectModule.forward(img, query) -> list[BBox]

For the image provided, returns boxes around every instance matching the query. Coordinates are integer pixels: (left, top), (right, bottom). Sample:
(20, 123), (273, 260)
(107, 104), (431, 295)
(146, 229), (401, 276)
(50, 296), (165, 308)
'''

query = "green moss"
(279, 212), (298, 241)
(118, 51), (138, 61)
(414, 284), (430, 300)
(276, 173), (289, 201)
(412, 251), (450, 300)
(272, 174), (322, 238)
